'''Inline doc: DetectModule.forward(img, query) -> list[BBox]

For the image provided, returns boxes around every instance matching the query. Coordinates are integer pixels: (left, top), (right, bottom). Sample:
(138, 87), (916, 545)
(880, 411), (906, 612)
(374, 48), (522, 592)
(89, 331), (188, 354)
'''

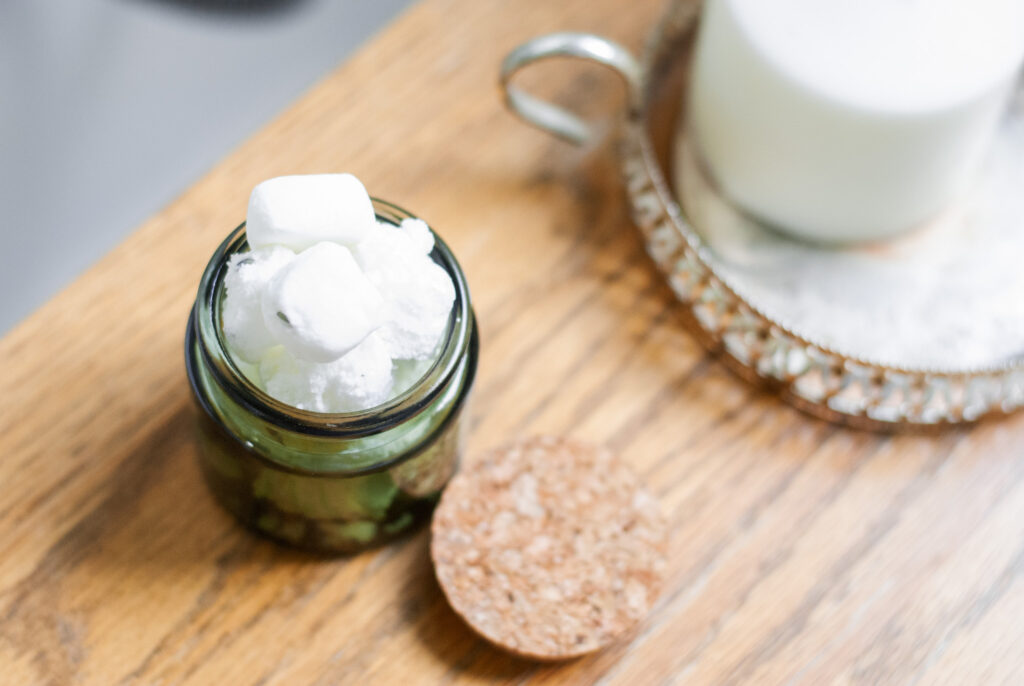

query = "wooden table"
(3, 0), (1022, 683)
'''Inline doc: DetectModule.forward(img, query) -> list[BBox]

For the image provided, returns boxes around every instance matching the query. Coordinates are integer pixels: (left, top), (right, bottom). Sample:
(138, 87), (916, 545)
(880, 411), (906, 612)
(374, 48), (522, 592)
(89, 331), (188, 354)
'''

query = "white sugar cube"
(246, 174), (377, 251)
(354, 223), (456, 360)
(221, 245), (295, 362)
(259, 332), (394, 413)
(261, 241), (386, 363)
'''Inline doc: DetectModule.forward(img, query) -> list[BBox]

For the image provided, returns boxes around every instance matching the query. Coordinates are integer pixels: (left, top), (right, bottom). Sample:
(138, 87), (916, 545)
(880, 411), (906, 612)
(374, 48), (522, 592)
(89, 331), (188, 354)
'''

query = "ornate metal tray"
(500, 0), (1024, 430)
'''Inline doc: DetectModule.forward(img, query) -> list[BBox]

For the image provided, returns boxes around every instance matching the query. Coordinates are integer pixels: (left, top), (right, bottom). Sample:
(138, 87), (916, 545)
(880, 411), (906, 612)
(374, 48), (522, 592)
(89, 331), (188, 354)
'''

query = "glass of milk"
(688, 0), (1024, 243)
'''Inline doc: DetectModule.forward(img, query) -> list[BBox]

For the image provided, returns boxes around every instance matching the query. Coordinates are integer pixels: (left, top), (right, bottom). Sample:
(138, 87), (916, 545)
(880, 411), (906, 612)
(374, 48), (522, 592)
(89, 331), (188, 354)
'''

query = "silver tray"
(500, 0), (1024, 430)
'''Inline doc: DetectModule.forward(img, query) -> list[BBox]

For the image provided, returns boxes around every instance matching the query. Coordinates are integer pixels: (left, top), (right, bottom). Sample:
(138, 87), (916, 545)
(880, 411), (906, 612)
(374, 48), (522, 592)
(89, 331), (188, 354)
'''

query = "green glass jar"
(185, 199), (478, 553)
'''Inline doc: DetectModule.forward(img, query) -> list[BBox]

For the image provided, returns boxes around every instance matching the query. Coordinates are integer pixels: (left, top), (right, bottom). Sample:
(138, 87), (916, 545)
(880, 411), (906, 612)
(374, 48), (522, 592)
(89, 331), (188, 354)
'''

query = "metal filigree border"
(621, 0), (1024, 430)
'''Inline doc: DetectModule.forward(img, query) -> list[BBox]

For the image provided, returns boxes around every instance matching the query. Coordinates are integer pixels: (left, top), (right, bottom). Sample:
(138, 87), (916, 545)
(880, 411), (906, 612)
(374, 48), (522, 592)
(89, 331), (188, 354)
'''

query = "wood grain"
(2, 0), (1023, 683)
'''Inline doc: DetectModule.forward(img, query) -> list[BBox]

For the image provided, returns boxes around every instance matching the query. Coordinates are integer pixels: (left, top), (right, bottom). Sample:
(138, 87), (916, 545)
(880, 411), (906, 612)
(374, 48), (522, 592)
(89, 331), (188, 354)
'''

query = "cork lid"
(430, 436), (668, 660)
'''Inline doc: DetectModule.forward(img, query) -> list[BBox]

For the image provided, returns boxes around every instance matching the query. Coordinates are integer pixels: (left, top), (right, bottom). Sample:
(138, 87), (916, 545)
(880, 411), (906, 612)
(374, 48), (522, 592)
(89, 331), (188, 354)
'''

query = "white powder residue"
(677, 86), (1024, 370)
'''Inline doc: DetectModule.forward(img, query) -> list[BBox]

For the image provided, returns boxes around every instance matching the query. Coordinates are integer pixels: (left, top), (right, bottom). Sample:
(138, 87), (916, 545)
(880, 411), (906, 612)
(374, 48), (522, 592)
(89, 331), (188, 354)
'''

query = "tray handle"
(500, 32), (642, 145)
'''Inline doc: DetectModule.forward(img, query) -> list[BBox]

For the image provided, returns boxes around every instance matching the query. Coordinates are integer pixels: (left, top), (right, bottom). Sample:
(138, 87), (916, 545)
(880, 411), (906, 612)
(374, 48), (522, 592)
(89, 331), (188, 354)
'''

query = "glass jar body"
(185, 202), (478, 553)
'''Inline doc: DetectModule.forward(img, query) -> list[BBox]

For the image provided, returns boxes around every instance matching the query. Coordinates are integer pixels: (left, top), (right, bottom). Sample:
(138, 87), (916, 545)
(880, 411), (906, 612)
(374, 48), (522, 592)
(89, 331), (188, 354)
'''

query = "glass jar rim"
(193, 198), (475, 438)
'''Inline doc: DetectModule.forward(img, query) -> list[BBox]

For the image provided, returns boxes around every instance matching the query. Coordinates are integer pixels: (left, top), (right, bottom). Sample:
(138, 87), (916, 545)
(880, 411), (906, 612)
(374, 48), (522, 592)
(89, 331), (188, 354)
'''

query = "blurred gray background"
(0, 0), (414, 334)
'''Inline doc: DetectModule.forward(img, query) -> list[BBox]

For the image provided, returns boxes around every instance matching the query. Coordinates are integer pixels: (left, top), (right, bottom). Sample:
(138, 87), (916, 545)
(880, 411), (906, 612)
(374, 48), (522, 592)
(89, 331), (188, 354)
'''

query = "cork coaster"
(430, 436), (668, 661)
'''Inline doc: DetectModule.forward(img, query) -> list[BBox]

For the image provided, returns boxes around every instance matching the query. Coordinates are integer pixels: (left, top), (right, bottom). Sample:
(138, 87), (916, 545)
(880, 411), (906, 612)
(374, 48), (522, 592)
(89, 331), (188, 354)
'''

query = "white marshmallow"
(259, 332), (394, 413)
(400, 217), (435, 255)
(261, 241), (386, 363)
(221, 246), (295, 362)
(354, 223), (456, 360)
(223, 174), (458, 414)
(246, 174), (377, 251)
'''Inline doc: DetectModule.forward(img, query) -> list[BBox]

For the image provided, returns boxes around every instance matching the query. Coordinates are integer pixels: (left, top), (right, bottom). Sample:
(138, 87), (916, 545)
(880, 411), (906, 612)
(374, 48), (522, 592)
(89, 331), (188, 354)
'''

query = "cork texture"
(431, 436), (668, 660)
